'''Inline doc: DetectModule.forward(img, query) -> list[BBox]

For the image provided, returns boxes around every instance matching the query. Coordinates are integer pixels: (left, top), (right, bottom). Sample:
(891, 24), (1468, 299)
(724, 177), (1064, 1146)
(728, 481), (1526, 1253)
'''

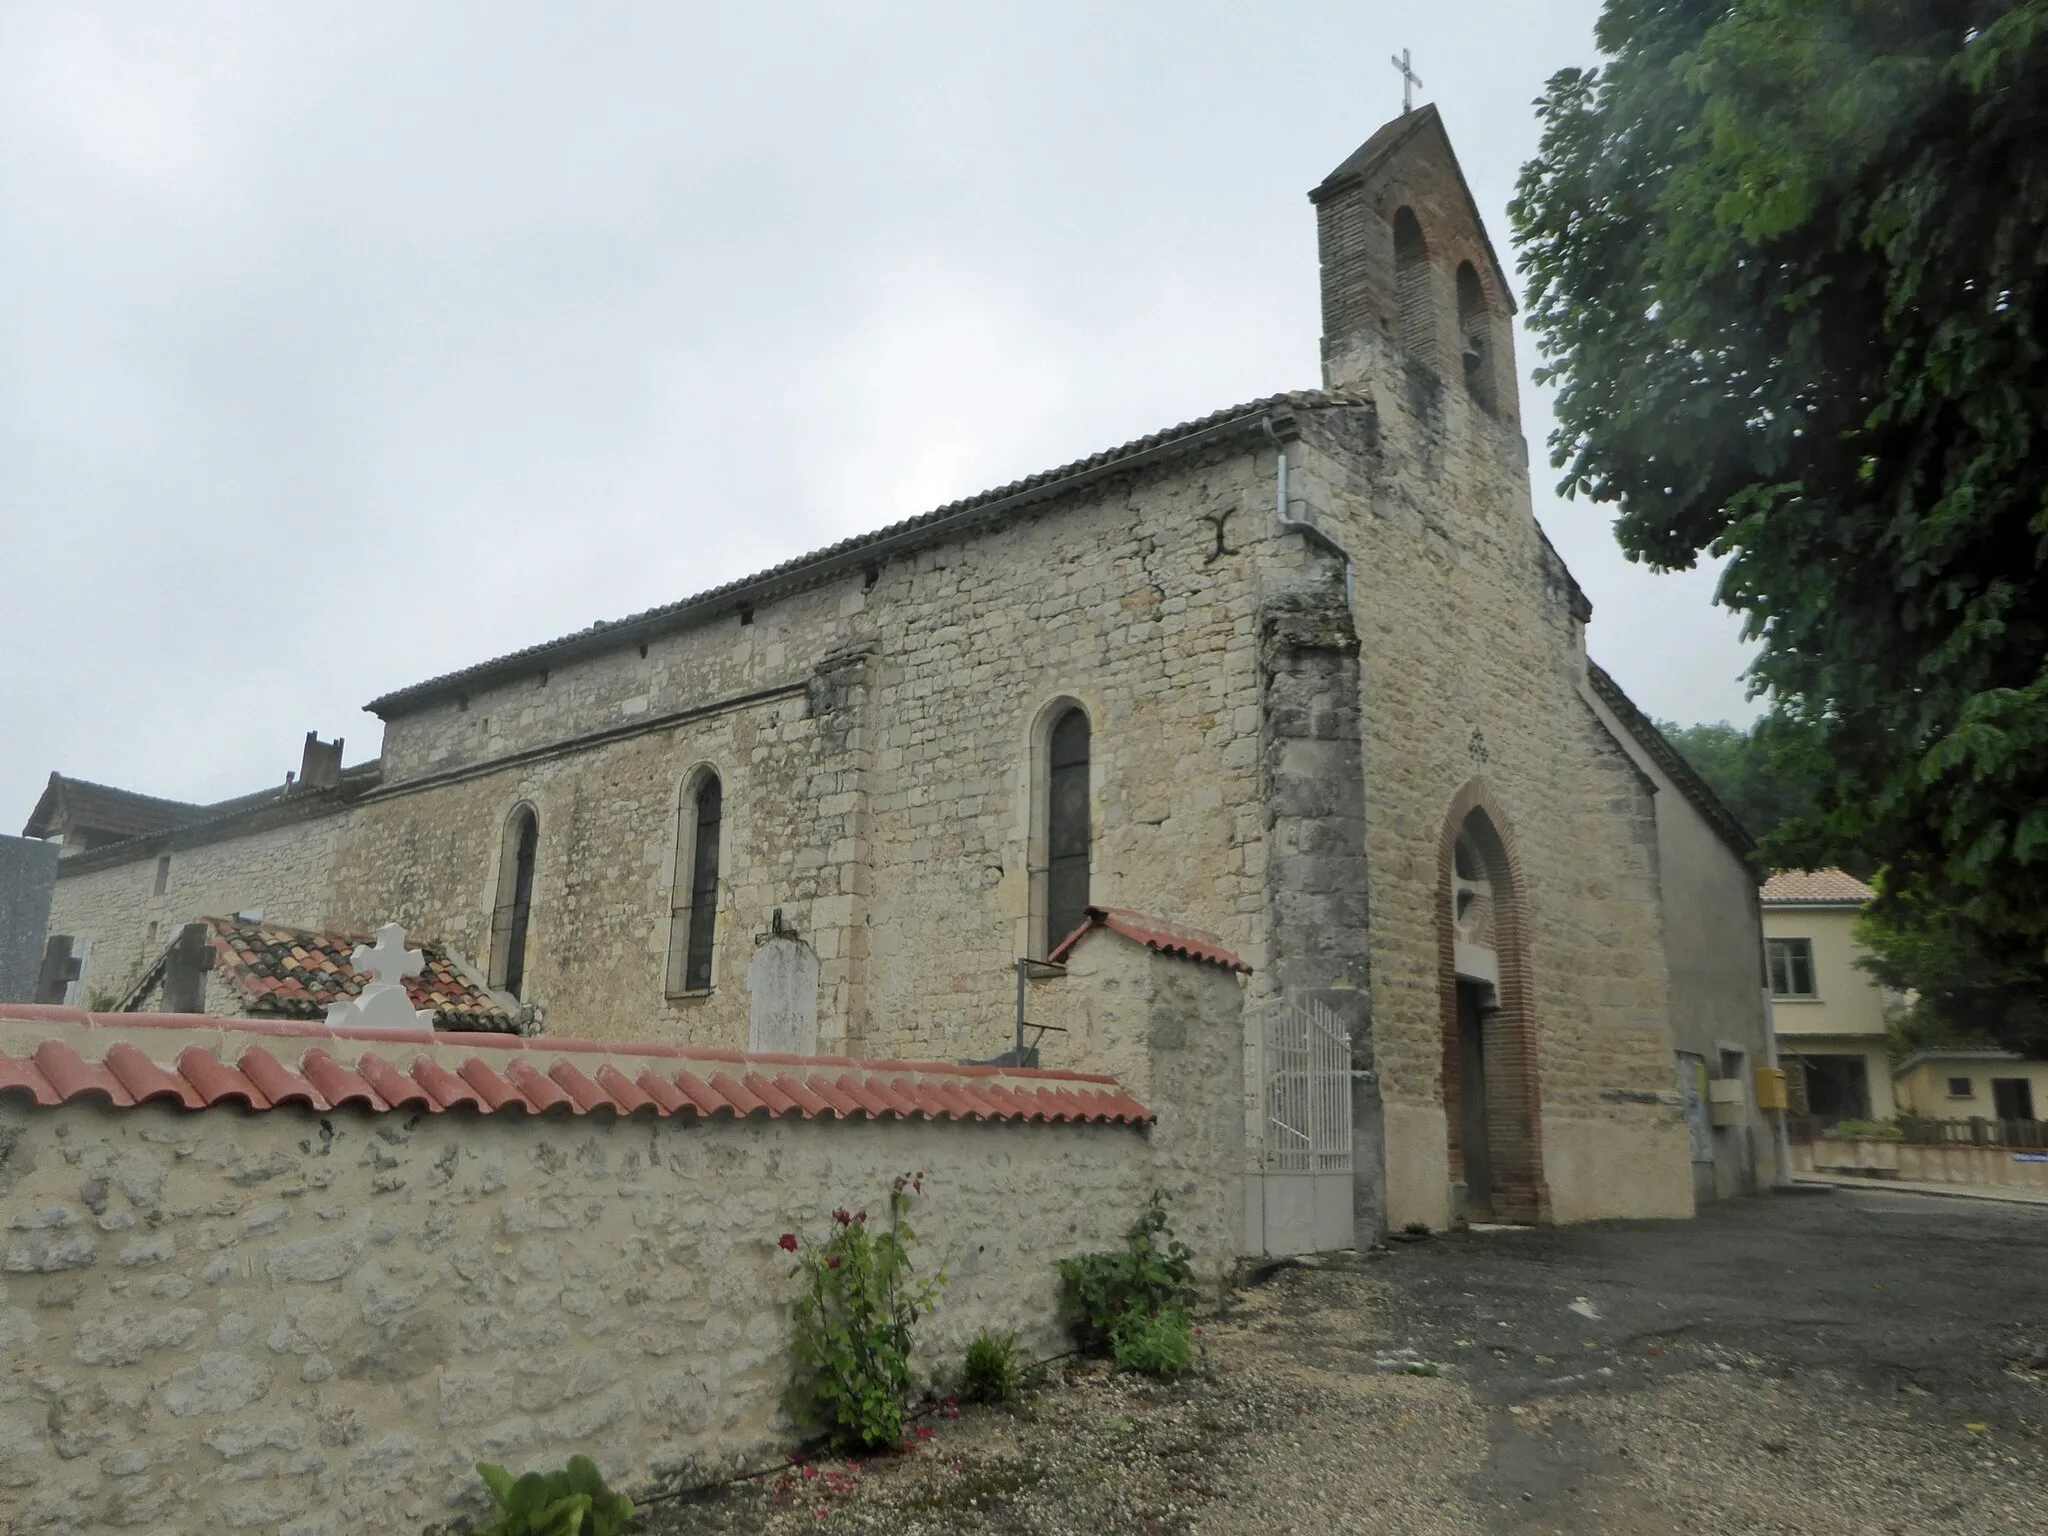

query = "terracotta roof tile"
(0, 1006), (1154, 1134)
(180, 916), (516, 1032)
(1048, 906), (1251, 972)
(1761, 868), (1875, 905)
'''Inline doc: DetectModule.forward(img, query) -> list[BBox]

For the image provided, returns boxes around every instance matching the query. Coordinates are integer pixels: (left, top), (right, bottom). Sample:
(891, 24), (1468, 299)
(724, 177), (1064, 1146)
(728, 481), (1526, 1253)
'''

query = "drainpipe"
(1263, 413), (1355, 609)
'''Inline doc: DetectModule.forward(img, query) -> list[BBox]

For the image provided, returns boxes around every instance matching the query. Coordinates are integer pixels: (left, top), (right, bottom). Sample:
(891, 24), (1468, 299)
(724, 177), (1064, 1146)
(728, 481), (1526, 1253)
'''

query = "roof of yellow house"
(1761, 868), (1875, 905)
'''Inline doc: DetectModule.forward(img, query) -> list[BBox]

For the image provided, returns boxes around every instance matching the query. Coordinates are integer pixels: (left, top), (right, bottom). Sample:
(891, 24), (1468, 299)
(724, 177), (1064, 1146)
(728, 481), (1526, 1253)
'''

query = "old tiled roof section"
(195, 915), (516, 1031)
(1761, 868), (1876, 905)
(0, 1006), (1155, 1126)
(1049, 906), (1251, 973)
(365, 390), (1371, 718)
(1586, 662), (1757, 863)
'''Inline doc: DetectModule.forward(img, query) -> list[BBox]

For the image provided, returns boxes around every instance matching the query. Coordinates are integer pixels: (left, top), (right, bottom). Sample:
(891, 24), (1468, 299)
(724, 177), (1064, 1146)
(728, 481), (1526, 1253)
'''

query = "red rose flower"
(778, 1233), (798, 1252)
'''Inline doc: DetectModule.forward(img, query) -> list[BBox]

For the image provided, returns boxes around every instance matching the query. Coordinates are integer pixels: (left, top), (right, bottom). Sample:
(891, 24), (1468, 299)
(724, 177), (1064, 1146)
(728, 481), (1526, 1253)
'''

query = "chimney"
(298, 732), (344, 792)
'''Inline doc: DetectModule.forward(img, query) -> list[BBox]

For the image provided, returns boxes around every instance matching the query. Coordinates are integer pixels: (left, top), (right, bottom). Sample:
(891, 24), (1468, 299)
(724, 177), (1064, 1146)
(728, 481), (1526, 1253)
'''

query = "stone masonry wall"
(1289, 340), (1691, 1229)
(0, 1096), (1187, 1536)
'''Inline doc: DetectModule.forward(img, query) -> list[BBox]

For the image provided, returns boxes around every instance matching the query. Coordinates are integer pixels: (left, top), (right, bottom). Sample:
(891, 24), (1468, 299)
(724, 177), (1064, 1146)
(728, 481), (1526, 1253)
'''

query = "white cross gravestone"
(748, 934), (819, 1056)
(325, 922), (437, 1030)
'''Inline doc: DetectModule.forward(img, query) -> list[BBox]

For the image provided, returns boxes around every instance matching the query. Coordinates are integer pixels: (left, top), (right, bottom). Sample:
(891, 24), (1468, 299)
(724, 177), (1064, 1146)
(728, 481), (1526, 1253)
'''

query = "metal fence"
(1788, 1113), (2048, 1148)
(1261, 996), (1352, 1175)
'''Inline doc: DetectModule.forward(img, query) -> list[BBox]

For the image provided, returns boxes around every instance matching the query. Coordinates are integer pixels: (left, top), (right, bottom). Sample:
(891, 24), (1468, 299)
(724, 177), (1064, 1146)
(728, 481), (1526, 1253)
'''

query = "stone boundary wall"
(1796, 1137), (2048, 1195)
(0, 1022), (1222, 1535)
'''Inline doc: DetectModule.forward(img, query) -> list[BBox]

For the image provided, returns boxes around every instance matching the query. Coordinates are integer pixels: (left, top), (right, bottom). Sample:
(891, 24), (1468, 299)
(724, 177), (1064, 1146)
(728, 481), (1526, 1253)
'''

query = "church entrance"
(1455, 978), (1494, 1220)
(1440, 791), (1549, 1225)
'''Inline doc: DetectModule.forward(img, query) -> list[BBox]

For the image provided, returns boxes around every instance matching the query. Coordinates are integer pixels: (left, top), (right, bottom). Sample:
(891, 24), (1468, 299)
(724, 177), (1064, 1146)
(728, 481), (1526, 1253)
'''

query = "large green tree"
(1513, 3), (2048, 960)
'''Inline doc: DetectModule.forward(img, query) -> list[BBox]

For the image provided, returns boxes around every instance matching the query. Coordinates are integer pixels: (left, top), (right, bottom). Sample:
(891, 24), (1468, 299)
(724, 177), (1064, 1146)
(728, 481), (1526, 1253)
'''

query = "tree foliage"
(1655, 717), (1822, 847)
(1513, 2), (2048, 957)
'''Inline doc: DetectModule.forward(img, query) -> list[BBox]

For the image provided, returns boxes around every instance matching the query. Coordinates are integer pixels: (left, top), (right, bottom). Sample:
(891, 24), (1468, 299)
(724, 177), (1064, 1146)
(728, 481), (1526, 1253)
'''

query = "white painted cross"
(1391, 48), (1423, 114)
(325, 921), (436, 1031)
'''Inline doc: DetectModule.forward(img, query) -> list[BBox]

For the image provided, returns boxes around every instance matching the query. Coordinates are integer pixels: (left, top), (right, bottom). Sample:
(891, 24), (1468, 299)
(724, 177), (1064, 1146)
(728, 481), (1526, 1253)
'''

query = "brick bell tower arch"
(1436, 781), (1549, 1224)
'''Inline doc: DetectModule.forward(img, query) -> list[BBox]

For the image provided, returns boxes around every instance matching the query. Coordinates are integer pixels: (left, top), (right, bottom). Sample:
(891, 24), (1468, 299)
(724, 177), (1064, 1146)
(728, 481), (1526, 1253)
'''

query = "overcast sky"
(0, 0), (1758, 823)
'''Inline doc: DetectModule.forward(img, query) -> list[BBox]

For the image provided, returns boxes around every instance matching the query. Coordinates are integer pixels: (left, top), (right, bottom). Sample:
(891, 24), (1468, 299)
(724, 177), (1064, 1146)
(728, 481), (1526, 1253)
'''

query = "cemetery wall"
(0, 1011), (1234, 1536)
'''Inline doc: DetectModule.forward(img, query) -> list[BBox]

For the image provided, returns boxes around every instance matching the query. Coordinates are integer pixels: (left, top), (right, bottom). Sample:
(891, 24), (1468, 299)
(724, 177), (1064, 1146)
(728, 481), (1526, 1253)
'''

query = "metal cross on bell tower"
(1391, 48), (1424, 114)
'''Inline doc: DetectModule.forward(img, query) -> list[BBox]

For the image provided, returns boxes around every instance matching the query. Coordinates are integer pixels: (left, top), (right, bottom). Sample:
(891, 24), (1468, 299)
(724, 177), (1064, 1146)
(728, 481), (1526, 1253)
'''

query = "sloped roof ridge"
(1048, 905), (1251, 973)
(1760, 868), (1875, 905)
(365, 389), (1370, 718)
(22, 773), (207, 840)
(1585, 662), (1756, 863)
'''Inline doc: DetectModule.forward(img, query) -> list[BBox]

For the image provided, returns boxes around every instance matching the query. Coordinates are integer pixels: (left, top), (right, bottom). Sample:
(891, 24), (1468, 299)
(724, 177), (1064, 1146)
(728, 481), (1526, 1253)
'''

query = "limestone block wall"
(46, 814), (347, 1006)
(0, 1019), (1239, 1535)
(1290, 345), (1691, 1229)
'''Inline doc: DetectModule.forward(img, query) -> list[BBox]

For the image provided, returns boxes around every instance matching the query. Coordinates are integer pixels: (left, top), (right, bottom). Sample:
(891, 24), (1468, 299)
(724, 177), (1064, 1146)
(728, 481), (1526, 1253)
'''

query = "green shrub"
(475, 1455), (633, 1536)
(1056, 1191), (1198, 1357)
(960, 1329), (1023, 1403)
(783, 1172), (946, 1452)
(1831, 1118), (1904, 1140)
(1108, 1306), (1196, 1377)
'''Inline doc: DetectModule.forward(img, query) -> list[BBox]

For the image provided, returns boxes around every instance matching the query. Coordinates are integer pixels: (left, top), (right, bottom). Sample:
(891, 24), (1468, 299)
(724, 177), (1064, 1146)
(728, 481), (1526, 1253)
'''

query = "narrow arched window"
(667, 771), (722, 994)
(1045, 708), (1091, 954)
(1457, 261), (1495, 413)
(1392, 207), (1435, 368)
(490, 806), (539, 999)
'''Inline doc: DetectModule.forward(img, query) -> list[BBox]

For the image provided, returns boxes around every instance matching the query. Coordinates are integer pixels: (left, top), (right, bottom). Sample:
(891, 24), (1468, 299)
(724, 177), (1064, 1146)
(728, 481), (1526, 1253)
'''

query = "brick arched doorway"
(1436, 782), (1548, 1224)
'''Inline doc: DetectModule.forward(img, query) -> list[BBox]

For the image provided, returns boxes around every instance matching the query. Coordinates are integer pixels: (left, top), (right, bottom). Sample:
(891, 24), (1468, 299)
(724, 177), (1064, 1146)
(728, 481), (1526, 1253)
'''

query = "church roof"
(366, 389), (1371, 719)
(118, 915), (516, 1032)
(1307, 105), (1516, 315)
(1585, 663), (1756, 864)
(1760, 868), (1874, 906)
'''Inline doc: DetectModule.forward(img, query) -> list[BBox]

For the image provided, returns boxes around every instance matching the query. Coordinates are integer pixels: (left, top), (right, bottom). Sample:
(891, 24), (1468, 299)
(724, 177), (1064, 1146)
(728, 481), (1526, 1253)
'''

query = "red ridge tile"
(770, 1072), (835, 1117)
(741, 1072), (797, 1117)
(175, 1047), (268, 1110)
(505, 1059), (575, 1114)
(709, 1071), (767, 1117)
(806, 1076), (863, 1118)
(547, 1061), (614, 1113)
(409, 1056), (486, 1112)
(357, 1053), (435, 1112)
(457, 1058), (527, 1112)
(104, 1042), (203, 1108)
(299, 1049), (388, 1112)
(634, 1070), (689, 1114)
(232, 1047), (324, 1111)
(859, 1074), (921, 1118)
(0, 1053), (56, 1105)
(35, 1041), (133, 1106)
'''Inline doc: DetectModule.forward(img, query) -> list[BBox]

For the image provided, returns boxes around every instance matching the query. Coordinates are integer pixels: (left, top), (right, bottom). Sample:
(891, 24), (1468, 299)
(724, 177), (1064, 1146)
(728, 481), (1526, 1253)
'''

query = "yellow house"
(1894, 1051), (2047, 1122)
(1761, 870), (1896, 1122)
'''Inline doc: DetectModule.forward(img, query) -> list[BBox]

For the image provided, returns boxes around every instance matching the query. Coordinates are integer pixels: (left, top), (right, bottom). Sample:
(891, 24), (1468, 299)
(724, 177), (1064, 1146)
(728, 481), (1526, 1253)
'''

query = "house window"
(1045, 707), (1091, 955)
(1946, 1076), (1974, 1100)
(489, 806), (539, 999)
(1992, 1078), (2035, 1120)
(153, 855), (171, 896)
(667, 771), (722, 995)
(1766, 937), (1816, 999)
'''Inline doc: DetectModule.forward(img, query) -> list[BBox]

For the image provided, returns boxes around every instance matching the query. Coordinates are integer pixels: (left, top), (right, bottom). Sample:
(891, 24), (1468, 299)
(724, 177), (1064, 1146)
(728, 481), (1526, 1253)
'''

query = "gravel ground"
(641, 1187), (2048, 1535)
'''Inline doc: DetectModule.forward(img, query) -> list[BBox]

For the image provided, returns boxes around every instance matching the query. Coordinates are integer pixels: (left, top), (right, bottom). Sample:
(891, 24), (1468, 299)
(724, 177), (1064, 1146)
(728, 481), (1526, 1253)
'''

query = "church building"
(21, 109), (1781, 1234)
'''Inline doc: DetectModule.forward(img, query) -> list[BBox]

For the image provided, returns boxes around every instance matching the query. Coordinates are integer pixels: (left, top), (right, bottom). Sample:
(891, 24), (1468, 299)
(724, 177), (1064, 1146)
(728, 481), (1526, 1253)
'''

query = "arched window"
(1392, 207), (1435, 368)
(1457, 261), (1495, 413)
(490, 806), (539, 999)
(666, 770), (723, 994)
(1045, 707), (1091, 954)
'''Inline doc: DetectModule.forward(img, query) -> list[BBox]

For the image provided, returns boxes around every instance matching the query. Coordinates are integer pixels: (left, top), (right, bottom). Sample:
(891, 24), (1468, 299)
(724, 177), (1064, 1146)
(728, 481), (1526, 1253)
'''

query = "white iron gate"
(1252, 996), (1355, 1254)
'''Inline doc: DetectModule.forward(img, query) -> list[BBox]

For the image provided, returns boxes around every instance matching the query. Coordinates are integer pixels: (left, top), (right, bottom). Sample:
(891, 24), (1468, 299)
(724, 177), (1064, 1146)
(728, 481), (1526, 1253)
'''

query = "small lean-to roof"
(364, 390), (1370, 719)
(1049, 907), (1250, 973)
(1894, 1048), (2024, 1072)
(1761, 869), (1875, 906)
(0, 1006), (1154, 1126)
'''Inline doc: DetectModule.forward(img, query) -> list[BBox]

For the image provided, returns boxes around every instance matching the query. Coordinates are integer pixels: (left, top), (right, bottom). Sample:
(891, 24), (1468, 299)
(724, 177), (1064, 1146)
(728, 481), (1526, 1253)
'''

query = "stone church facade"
(26, 109), (1779, 1234)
